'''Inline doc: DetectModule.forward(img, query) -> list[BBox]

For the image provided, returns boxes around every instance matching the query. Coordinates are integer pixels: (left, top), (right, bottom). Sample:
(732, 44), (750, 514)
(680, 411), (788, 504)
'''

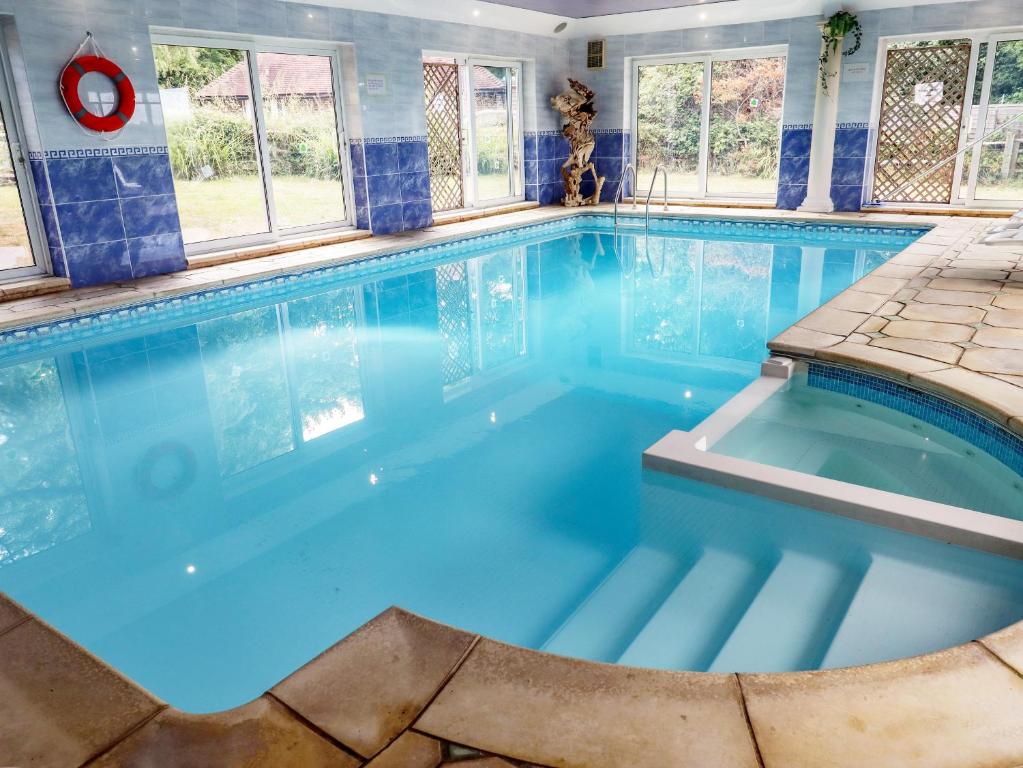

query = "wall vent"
(586, 40), (605, 70)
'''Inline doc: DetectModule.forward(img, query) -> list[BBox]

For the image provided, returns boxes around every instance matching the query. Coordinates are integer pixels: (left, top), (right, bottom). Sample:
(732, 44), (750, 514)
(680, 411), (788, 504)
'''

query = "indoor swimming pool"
(7, 215), (1023, 713)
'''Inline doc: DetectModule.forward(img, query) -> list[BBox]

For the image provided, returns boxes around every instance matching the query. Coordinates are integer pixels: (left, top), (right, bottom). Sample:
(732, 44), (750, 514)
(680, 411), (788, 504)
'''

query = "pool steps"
(540, 542), (1023, 675)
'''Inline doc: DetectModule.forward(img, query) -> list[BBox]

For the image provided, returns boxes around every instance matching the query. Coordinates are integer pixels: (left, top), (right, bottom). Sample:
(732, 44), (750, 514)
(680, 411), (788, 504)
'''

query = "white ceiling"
(476, 0), (734, 18)
(284, 0), (980, 38)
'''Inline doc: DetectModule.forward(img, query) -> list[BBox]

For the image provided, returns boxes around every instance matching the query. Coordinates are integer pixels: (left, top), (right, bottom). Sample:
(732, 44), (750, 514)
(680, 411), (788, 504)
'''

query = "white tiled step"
(541, 544), (687, 663)
(708, 550), (860, 673)
(821, 554), (1023, 670)
(617, 547), (770, 671)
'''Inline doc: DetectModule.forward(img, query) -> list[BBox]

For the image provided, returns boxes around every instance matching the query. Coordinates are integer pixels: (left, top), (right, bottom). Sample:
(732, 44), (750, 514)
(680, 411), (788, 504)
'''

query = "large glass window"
(634, 48), (787, 200)
(423, 56), (524, 213)
(154, 40), (350, 250)
(0, 37), (42, 279)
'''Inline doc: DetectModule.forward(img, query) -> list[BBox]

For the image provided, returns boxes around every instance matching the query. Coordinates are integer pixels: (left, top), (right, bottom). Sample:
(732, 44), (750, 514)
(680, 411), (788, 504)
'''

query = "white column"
(799, 22), (842, 213)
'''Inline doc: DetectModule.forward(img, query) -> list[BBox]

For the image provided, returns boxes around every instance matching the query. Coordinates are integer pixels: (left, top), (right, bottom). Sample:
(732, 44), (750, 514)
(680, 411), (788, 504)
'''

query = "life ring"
(134, 440), (198, 501)
(59, 54), (135, 133)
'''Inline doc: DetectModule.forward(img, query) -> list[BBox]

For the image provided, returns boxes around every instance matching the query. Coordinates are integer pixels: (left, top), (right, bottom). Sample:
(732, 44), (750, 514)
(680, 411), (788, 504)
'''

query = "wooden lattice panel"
(424, 62), (464, 212)
(872, 44), (971, 204)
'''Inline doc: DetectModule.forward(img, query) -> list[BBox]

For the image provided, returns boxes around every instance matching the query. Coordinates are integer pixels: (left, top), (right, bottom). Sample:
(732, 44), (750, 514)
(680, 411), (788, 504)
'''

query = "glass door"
(467, 59), (523, 207)
(965, 35), (1023, 206)
(0, 41), (44, 281)
(153, 37), (353, 252)
(633, 47), (787, 201)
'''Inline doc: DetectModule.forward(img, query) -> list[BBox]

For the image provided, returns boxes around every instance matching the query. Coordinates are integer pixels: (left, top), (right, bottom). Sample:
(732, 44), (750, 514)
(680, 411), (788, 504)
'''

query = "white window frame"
(629, 44), (789, 202)
(152, 30), (357, 255)
(0, 19), (49, 282)
(866, 27), (1023, 210)
(423, 50), (526, 213)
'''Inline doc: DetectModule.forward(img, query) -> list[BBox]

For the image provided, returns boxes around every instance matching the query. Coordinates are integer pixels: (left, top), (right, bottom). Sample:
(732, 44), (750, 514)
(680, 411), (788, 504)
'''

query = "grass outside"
(636, 170), (778, 199)
(0, 184), (35, 270)
(175, 176), (347, 245)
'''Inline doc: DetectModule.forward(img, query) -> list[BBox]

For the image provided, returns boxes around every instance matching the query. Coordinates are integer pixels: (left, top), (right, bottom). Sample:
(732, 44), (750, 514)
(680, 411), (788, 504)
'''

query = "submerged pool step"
(707, 550), (865, 673)
(541, 544), (688, 662)
(616, 547), (771, 671)
(820, 554), (1023, 670)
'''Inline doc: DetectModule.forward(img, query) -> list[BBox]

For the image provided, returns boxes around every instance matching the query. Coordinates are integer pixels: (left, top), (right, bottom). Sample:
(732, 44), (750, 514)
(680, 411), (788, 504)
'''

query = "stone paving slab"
(769, 215), (1023, 438)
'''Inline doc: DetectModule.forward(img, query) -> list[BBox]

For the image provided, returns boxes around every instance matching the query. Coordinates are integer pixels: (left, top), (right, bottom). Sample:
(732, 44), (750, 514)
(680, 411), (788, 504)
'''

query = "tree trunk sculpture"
(550, 79), (605, 207)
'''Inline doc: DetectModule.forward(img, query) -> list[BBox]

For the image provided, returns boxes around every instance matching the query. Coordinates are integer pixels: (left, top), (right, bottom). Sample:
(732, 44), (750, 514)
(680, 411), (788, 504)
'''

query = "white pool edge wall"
(643, 358), (1023, 561)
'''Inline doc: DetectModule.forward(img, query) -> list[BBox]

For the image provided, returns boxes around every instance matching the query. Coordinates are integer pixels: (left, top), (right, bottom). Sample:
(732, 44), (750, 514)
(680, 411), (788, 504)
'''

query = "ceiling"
(286, 0), (978, 38)
(475, 0), (734, 19)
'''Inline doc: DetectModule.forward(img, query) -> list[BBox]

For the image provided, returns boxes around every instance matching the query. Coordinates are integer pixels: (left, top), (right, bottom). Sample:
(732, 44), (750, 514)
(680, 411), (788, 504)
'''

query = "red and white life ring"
(59, 54), (135, 133)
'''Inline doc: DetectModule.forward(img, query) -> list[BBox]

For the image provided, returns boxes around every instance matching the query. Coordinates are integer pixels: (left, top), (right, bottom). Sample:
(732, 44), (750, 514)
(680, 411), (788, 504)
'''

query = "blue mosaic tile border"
(28, 146), (170, 160)
(807, 363), (1023, 478)
(0, 215), (927, 359)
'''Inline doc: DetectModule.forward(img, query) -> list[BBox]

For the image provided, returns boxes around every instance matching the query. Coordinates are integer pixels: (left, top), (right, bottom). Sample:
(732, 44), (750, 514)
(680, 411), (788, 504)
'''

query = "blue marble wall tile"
(49, 246), (66, 278)
(539, 182), (562, 205)
(120, 194), (182, 239)
(399, 171), (431, 203)
(831, 156), (866, 187)
(367, 173), (402, 207)
(55, 199), (126, 247)
(524, 158), (539, 187)
(540, 158), (563, 185)
(63, 240), (133, 285)
(402, 199), (433, 230)
(397, 140), (429, 174)
(370, 202), (403, 234)
(127, 233), (187, 278)
(834, 127), (869, 158)
(364, 142), (399, 176)
(38, 204), (61, 249)
(29, 159), (52, 206)
(778, 156), (811, 186)
(780, 128), (813, 158)
(524, 133), (537, 161)
(831, 184), (864, 212)
(46, 157), (117, 204)
(594, 131), (624, 158)
(112, 155), (176, 198)
(525, 184), (539, 202)
(350, 142), (367, 177)
(776, 184), (807, 209)
(356, 205), (371, 230)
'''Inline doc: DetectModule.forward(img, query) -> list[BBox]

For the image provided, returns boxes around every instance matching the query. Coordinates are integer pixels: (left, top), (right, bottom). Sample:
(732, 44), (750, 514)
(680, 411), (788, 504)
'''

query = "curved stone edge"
(4, 589), (1023, 768)
(769, 216), (1023, 439)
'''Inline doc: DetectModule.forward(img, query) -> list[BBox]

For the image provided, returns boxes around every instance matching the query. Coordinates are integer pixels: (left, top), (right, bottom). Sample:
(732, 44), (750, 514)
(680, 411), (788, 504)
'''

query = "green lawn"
(175, 176), (347, 245)
(0, 184), (34, 270)
(636, 170), (778, 198)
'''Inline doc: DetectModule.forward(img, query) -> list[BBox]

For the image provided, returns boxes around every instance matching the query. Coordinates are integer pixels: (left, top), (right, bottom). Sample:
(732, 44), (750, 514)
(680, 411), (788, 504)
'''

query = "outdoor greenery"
(636, 57), (785, 190)
(819, 11), (862, 92)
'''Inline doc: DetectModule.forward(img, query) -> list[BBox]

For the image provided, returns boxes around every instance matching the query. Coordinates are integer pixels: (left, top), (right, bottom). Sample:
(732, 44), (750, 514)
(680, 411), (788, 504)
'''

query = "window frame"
(422, 50), (527, 213)
(152, 30), (357, 255)
(629, 44), (789, 202)
(0, 19), (50, 282)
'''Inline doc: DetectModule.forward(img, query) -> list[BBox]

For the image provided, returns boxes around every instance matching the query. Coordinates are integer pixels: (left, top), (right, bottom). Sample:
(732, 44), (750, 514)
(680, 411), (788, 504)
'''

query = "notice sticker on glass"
(365, 73), (388, 96)
(914, 81), (943, 106)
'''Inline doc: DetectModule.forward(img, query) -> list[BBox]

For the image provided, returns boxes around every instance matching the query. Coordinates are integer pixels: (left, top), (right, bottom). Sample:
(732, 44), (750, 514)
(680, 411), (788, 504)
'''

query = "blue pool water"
(5, 215), (1023, 713)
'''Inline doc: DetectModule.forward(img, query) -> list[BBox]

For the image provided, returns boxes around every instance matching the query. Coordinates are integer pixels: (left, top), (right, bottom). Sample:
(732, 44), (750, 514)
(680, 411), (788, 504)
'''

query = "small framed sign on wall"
(365, 73), (388, 96)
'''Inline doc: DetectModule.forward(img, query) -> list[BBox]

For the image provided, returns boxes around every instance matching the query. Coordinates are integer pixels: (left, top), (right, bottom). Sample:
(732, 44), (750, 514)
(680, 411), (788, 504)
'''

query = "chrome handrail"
(645, 164), (669, 231)
(613, 163), (638, 237)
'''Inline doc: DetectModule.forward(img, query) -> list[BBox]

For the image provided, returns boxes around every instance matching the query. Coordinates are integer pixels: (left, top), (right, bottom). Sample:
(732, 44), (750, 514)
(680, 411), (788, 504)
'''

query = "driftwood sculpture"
(550, 79), (605, 207)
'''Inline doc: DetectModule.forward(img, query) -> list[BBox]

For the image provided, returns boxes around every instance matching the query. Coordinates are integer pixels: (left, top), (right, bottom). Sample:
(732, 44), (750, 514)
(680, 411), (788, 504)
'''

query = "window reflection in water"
(626, 238), (884, 365)
(437, 247), (527, 389)
(199, 306), (296, 476)
(285, 288), (365, 441)
(0, 359), (89, 566)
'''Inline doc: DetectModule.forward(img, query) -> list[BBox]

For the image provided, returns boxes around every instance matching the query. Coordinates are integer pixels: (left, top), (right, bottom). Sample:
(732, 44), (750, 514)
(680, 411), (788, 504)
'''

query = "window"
(153, 37), (352, 250)
(423, 55), (524, 213)
(633, 47), (787, 200)
(0, 31), (45, 281)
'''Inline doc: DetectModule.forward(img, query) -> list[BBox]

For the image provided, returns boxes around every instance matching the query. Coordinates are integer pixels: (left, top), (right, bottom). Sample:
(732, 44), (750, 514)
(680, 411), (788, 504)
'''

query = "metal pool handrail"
(613, 163), (638, 237)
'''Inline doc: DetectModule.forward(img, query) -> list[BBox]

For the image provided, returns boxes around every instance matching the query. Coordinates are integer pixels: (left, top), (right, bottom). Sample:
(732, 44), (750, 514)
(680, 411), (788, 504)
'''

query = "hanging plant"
(819, 10), (862, 92)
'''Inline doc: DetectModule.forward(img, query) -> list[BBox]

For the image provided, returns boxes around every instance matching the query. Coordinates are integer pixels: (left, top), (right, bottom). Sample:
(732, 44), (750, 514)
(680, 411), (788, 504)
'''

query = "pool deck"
(4, 205), (1023, 767)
